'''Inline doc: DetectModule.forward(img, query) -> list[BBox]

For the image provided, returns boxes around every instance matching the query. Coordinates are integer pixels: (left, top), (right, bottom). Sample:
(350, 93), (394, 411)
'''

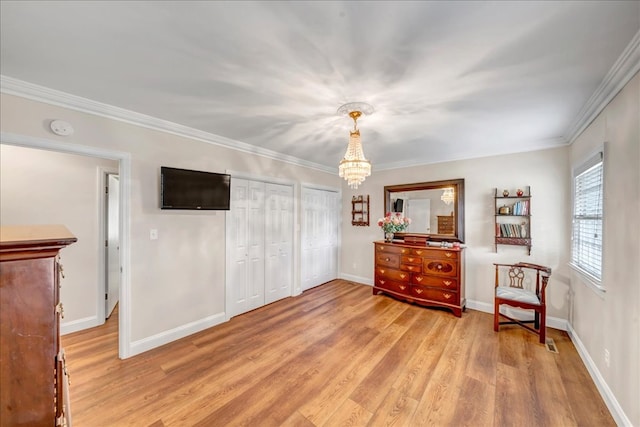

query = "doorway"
(105, 172), (120, 319)
(0, 133), (132, 358)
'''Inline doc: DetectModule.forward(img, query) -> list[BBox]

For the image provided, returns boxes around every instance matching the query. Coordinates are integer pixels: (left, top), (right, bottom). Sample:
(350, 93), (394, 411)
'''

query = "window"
(571, 150), (604, 289)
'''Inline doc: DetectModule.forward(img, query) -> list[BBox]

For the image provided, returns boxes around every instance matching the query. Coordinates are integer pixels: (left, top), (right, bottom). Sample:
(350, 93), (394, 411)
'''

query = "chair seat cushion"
(496, 286), (541, 305)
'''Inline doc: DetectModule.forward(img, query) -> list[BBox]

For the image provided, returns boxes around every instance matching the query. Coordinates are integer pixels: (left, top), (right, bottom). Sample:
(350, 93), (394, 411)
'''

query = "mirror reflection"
(384, 179), (465, 242)
(389, 188), (456, 235)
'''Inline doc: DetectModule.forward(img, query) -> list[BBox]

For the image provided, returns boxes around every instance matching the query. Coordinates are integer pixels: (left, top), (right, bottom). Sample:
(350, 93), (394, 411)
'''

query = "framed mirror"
(384, 178), (465, 243)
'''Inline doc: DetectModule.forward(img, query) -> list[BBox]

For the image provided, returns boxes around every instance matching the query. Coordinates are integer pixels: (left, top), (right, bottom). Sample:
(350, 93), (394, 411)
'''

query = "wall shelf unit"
(351, 195), (369, 226)
(494, 186), (531, 255)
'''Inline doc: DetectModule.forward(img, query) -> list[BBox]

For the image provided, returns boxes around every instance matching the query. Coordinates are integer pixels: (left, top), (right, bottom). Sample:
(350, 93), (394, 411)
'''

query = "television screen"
(160, 167), (231, 210)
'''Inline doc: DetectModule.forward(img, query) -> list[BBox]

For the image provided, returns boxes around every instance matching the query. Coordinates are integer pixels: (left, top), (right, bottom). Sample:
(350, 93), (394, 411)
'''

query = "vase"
(385, 232), (394, 242)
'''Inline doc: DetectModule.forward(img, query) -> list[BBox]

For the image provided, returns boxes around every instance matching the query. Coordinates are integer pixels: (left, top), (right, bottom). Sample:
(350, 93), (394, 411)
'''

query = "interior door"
(405, 198), (431, 234)
(227, 178), (265, 318)
(264, 183), (293, 304)
(105, 173), (120, 318)
(301, 187), (339, 291)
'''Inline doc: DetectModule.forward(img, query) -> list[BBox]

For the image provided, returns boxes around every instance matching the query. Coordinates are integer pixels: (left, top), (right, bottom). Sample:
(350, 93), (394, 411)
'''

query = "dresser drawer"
(412, 274), (458, 289)
(411, 285), (458, 304)
(375, 277), (410, 294)
(375, 243), (410, 255)
(423, 249), (458, 261)
(375, 253), (400, 269)
(423, 258), (457, 277)
(375, 267), (410, 282)
(401, 255), (422, 265)
(400, 263), (422, 273)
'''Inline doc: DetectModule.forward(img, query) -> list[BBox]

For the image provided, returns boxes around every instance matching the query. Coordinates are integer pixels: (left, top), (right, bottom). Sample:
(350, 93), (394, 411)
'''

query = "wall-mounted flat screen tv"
(160, 166), (231, 210)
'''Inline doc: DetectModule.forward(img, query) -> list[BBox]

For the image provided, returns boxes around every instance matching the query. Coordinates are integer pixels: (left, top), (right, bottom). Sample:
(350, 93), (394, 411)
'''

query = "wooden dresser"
(437, 215), (454, 234)
(0, 225), (77, 427)
(373, 241), (465, 317)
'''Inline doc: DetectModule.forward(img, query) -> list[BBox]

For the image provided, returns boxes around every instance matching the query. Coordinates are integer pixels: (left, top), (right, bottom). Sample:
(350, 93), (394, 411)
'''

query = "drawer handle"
(409, 266), (417, 271)
(416, 276), (423, 282)
(379, 269), (385, 274)
(385, 258), (391, 262)
(415, 250), (423, 255)
(379, 280), (386, 285)
(443, 280), (452, 286)
(56, 302), (64, 318)
(400, 273), (406, 279)
(378, 246), (385, 250)
(399, 285), (407, 290)
(443, 293), (452, 299)
(415, 288), (423, 294)
(437, 264), (443, 270)
(402, 249), (408, 254)
(408, 257), (415, 262)
(445, 252), (452, 258)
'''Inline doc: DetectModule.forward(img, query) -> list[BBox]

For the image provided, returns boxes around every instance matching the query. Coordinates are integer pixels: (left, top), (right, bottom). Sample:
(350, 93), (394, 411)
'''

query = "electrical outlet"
(604, 349), (610, 367)
(150, 229), (158, 240)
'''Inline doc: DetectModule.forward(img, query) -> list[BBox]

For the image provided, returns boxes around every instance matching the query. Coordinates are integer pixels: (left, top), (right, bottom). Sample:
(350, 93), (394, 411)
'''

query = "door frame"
(225, 170), (297, 320)
(1, 131), (132, 359)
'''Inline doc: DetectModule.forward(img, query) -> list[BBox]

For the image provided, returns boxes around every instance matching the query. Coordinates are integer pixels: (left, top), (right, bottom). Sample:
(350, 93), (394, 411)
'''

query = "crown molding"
(565, 29), (640, 144)
(0, 75), (336, 175)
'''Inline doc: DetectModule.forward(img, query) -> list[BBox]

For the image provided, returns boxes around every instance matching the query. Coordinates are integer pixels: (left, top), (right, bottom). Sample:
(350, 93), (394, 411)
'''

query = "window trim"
(570, 146), (605, 294)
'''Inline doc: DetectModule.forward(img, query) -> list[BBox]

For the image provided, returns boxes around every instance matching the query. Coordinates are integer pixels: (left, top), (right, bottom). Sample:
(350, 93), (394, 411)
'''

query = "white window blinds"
(571, 151), (604, 283)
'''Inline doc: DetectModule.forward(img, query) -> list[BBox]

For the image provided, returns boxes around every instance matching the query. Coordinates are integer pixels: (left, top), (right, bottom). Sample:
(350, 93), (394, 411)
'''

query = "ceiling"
(1, 1), (639, 172)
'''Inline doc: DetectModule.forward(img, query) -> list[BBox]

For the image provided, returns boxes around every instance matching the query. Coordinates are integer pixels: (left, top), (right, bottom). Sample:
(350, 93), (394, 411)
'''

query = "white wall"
(0, 92), (338, 355)
(340, 146), (572, 321)
(569, 71), (639, 426)
(0, 145), (118, 330)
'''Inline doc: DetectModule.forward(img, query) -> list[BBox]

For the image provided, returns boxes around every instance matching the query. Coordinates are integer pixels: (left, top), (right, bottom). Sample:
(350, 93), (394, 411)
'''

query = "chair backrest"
(494, 262), (552, 299)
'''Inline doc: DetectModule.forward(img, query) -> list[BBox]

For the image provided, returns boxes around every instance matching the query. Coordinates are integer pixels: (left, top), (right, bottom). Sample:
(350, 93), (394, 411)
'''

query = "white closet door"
(301, 187), (339, 291)
(264, 183), (293, 304)
(228, 179), (265, 317)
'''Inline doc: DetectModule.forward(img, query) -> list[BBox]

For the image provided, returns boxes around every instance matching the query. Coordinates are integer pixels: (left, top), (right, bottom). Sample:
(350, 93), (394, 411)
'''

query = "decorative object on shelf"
(494, 186), (532, 255)
(337, 102), (374, 189)
(440, 187), (455, 205)
(351, 194), (370, 226)
(378, 212), (411, 241)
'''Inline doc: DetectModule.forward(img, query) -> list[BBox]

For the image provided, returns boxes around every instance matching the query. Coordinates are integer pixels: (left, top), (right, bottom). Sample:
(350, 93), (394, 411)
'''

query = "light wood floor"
(62, 280), (614, 426)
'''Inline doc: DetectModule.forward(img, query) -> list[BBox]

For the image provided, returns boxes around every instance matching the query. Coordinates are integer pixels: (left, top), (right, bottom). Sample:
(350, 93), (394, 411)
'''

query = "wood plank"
(60, 280), (615, 426)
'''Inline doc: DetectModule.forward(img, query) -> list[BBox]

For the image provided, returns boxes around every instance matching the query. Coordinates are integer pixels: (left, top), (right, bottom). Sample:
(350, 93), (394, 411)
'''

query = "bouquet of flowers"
(377, 212), (411, 234)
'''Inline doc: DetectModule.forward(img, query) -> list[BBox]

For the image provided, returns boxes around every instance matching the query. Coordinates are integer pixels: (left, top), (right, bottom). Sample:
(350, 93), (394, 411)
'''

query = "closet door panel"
(265, 183), (293, 304)
(301, 187), (340, 291)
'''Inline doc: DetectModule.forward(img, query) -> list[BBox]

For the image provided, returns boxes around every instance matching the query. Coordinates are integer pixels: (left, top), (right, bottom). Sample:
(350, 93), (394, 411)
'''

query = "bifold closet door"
(264, 183), (293, 304)
(301, 187), (339, 291)
(228, 178), (265, 318)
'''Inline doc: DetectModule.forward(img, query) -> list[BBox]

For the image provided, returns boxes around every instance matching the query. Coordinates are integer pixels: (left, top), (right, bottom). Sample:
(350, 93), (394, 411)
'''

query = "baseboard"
(61, 315), (102, 335)
(339, 273), (372, 286)
(466, 299), (568, 331)
(129, 312), (226, 357)
(567, 323), (632, 426)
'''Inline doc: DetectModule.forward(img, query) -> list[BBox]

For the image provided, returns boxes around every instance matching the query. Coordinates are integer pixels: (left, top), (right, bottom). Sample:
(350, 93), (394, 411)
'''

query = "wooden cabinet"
(0, 225), (76, 427)
(437, 215), (454, 234)
(494, 187), (532, 255)
(351, 195), (369, 226)
(373, 241), (465, 317)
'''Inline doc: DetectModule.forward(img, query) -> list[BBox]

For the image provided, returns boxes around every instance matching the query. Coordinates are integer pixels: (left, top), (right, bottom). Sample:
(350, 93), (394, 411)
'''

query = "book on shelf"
(497, 222), (528, 238)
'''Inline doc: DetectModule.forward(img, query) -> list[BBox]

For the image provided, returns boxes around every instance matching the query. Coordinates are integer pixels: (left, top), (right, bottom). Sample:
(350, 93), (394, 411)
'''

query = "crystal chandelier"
(441, 187), (455, 205)
(338, 102), (373, 189)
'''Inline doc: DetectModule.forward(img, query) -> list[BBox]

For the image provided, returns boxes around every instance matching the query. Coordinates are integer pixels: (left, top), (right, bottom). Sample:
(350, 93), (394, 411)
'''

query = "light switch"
(150, 229), (158, 240)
